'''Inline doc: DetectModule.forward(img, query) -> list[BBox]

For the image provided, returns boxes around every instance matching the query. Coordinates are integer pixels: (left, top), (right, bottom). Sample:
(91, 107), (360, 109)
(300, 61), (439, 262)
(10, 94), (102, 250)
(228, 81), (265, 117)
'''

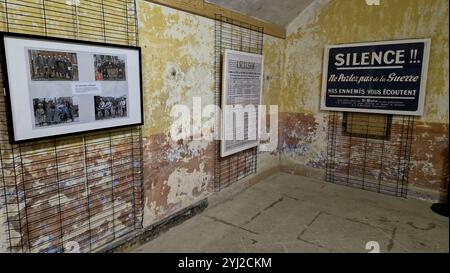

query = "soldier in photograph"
(42, 54), (50, 79)
(105, 99), (113, 117)
(57, 100), (74, 122)
(49, 54), (57, 78)
(45, 100), (58, 124)
(118, 97), (127, 116)
(96, 68), (104, 81)
(97, 98), (106, 118)
(35, 103), (46, 127)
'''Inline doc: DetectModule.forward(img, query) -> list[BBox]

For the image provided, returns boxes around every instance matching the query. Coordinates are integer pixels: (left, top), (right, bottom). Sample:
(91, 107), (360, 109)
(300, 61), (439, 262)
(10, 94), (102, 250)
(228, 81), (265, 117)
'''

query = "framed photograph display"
(221, 49), (264, 157)
(1, 32), (143, 144)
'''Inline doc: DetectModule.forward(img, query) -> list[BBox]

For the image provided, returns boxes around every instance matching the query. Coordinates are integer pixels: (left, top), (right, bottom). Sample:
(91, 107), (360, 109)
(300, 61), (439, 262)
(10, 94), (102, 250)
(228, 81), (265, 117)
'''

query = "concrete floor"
(133, 173), (449, 253)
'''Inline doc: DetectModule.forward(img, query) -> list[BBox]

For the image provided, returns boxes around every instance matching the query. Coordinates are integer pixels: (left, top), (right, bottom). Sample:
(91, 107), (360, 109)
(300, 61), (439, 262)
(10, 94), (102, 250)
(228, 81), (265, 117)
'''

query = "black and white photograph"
(94, 96), (128, 120)
(33, 97), (79, 127)
(94, 54), (126, 81)
(28, 50), (79, 81)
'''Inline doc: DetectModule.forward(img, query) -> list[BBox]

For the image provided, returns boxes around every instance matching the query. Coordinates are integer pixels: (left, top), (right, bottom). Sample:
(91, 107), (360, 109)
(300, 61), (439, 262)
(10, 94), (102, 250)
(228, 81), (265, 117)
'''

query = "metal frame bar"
(326, 112), (414, 198)
(0, 0), (143, 253)
(213, 14), (263, 192)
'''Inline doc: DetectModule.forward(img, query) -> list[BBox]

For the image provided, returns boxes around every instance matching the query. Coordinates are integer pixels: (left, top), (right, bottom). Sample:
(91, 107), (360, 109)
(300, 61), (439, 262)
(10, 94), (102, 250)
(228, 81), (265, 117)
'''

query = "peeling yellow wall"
(138, 2), (286, 135)
(138, 1), (215, 136)
(282, 0), (449, 124)
(259, 35), (285, 172)
(137, 1), (285, 227)
(138, 0), (215, 227)
(280, 0), (449, 200)
(263, 35), (285, 106)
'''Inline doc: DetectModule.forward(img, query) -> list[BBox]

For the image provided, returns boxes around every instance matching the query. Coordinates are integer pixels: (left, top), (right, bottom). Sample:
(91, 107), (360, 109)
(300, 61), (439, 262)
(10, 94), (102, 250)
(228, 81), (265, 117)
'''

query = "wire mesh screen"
(326, 112), (414, 197)
(214, 14), (263, 191)
(0, 0), (143, 253)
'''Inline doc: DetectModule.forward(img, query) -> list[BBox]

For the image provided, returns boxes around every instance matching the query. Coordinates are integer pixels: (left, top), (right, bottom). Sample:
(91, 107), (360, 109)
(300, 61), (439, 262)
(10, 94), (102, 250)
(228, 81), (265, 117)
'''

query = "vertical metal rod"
(101, 0), (106, 43)
(10, 145), (24, 253)
(4, 0), (9, 32)
(82, 134), (92, 252)
(125, 0), (129, 45)
(346, 113), (353, 185)
(17, 144), (32, 252)
(41, 0), (48, 36)
(0, 143), (13, 252)
(138, 127), (144, 228)
(130, 127), (137, 228)
(396, 116), (406, 197)
(327, 112), (338, 183)
(401, 116), (414, 197)
(53, 140), (65, 252)
(133, 0), (139, 46)
(361, 114), (370, 190)
(71, 0), (77, 39)
(379, 123), (386, 193)
(108, 129), (116, 240)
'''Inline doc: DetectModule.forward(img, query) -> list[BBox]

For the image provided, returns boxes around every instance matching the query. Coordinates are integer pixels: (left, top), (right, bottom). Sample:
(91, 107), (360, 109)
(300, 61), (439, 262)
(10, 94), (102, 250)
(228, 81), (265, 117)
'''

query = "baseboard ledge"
(97, 199), (208, 253)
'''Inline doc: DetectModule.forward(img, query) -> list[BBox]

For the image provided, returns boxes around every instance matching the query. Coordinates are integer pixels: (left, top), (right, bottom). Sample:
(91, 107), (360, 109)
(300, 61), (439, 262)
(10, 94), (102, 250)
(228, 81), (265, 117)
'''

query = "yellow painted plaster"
(138, 1), (215, 136)
(282, 0), (449, 124)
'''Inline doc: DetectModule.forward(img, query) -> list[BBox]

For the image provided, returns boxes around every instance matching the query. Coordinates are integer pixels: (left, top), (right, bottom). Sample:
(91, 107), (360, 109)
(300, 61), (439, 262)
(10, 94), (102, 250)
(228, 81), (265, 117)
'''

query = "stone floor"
(132, 173), (449, 253)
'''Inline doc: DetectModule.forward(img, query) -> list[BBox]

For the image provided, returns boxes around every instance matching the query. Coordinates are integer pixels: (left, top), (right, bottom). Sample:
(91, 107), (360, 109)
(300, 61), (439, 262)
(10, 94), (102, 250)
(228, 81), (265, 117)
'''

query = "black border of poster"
(320, 39), (431, 116)
(0, 31), (144, 144)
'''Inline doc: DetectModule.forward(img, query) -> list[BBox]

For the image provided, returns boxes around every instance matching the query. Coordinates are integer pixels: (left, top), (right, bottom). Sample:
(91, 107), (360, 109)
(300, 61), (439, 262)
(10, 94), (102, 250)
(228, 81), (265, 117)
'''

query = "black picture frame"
(341, 112), (393, 141)
(0, 31), (144, 144)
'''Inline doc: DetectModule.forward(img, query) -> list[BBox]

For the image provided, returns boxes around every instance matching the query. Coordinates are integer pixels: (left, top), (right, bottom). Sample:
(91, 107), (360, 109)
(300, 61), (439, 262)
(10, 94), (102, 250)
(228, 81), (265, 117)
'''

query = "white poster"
(221, 49), (264, 157)
(2, 34), (143, 143)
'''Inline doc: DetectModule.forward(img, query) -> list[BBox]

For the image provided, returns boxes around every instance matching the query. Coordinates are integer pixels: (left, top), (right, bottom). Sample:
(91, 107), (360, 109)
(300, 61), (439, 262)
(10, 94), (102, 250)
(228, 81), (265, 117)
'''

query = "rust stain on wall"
(409, 122), (449, 198)
(138, 1), (217, 227)
(279, 112), (328, 169)
(142, 133), (215, 226)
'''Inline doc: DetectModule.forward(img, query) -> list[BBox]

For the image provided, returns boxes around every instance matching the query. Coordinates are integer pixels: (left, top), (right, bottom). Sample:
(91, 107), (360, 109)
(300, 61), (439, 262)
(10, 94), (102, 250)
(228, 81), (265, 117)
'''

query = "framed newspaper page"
(221, 49), (264, 157)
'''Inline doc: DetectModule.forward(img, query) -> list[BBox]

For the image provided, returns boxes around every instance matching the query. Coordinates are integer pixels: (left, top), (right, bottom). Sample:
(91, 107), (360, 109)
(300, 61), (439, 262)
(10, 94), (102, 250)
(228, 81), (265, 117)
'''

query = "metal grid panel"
(214, 14), (263, 191)
(0, 0), (143, 253)
(326, 112), (414, 197)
